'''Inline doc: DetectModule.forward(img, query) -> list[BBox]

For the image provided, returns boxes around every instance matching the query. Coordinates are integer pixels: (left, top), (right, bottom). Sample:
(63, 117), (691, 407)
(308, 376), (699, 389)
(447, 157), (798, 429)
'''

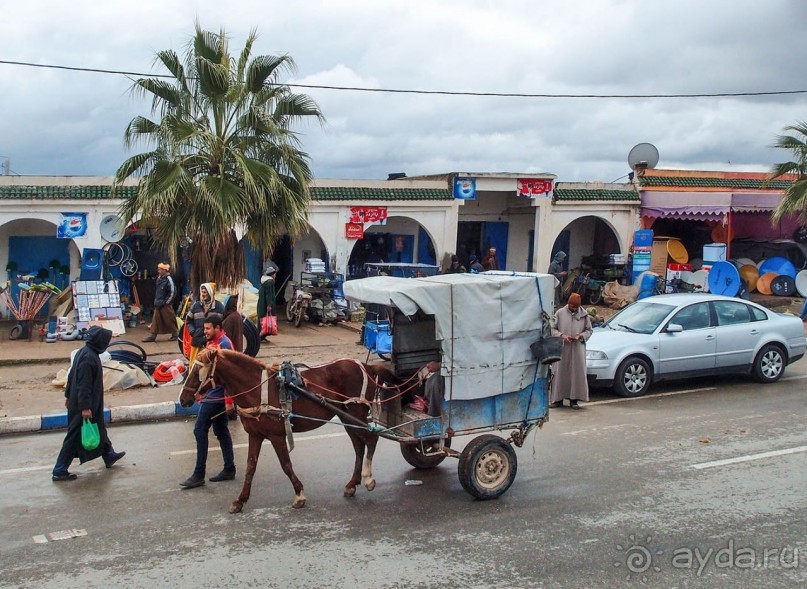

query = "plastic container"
(756, 272), (778, 295)
(702, 243), (727, 263)
(770, 275), (796, 296)
(739, 265), (759, 292)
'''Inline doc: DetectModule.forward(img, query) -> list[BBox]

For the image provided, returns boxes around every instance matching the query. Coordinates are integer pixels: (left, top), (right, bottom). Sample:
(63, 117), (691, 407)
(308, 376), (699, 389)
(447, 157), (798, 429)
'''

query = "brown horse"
(179, 348), (398, 512)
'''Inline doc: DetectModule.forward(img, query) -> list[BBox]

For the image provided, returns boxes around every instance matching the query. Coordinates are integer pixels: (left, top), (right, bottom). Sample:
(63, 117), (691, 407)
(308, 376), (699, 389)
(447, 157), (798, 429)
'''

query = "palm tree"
(769, 121), (807, 223)
(114, 24), (324, 289)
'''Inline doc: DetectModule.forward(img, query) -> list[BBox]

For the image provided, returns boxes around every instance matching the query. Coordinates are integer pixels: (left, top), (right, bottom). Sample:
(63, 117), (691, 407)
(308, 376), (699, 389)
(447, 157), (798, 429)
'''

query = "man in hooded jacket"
(52, 326), (126, 481)
(186, 283), (225, 364)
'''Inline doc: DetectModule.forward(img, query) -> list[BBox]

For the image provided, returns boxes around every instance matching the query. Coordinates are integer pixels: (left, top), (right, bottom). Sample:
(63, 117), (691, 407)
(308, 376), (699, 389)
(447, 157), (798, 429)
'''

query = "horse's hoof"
(229, 501), (243, 514)
(292, 498), (306, 509)
(344, 486), (357, 498)
(365, 479), (376, 492)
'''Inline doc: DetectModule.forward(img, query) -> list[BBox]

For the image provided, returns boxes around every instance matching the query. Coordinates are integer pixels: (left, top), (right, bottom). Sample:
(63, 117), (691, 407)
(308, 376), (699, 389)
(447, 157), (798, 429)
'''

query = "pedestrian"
(221, 294), (243, 353)
(549, 293), (593, 410)
(52, 326), (126, 481)
(468, 254), (485, 273)
(179, 314), (236, 489)
(256, 266), (277, 340)
(143, 262), (178, 342)
(548, 251), (568, 306)
(482, 247), (499, 271)
(443, 254), (466, 274)
(186, 282), (224, 365)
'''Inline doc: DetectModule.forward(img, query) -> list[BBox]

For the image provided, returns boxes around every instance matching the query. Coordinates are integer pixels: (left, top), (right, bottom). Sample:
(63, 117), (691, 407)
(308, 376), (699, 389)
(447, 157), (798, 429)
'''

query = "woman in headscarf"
(186, 283), (225, 364)
(221, 294), (243, 353)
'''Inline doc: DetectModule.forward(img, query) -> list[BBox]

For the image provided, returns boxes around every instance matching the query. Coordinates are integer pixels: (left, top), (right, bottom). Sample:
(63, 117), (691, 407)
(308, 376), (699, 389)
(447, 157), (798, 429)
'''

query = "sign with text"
(345, 223), (364, 240)
(57, 213), (88, 239)
(348, 206), (387, 225)
(517, 178), (553, 198)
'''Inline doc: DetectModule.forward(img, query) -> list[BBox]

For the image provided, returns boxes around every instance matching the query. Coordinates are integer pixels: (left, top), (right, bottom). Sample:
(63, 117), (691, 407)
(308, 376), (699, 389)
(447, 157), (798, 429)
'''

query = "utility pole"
(0, 156), (9, 175)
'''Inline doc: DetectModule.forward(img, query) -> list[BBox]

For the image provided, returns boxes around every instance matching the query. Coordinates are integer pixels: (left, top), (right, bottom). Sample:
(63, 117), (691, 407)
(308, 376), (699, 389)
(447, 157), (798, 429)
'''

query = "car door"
(657, 302), (716, 375)
(711, 300), (759, 368)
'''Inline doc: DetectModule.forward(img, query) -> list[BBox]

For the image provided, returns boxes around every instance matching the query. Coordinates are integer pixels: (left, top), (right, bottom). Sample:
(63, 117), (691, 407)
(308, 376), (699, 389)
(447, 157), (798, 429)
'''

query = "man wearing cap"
(143, 263), (178, 342)
(443, 254), (466, 274)
(482, 247), (499, 271)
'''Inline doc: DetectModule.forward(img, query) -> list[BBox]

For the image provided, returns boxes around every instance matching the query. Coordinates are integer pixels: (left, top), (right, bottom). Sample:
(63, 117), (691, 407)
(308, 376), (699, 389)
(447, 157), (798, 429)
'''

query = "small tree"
(769, 121), (807, 223)
(114, 24), (324, 289)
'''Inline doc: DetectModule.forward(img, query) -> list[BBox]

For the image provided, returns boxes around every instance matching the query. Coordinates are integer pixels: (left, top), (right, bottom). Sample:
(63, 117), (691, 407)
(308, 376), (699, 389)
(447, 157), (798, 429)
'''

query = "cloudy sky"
(2, 0), (806, 183)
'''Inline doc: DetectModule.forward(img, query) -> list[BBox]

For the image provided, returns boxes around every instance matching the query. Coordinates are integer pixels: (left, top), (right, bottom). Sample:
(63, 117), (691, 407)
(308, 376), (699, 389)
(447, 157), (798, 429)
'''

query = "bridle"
(181, 352), (218, 402)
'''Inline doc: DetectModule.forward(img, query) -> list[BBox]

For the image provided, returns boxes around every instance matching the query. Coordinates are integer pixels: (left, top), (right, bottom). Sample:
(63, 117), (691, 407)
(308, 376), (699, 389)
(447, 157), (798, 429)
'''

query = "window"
(712, 300), (752, 326)
(670, 302), (711, 330)
(749, 305), (768, 322)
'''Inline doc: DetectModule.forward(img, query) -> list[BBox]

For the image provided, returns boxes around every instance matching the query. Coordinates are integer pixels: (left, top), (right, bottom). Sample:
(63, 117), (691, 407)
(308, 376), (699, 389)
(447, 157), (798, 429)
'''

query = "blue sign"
(57, 213), (88, 239)
(454, 177), (476, 200)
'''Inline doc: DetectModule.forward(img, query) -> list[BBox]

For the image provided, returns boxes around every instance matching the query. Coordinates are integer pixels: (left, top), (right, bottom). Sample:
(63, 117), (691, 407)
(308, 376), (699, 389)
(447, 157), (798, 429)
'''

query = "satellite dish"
(628, 143), (660, 170)
(99, 215), (126, 243)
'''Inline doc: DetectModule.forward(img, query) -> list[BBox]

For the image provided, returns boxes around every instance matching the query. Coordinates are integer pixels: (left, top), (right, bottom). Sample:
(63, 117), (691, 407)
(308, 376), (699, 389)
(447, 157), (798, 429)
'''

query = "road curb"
(0, 401), (201, 436)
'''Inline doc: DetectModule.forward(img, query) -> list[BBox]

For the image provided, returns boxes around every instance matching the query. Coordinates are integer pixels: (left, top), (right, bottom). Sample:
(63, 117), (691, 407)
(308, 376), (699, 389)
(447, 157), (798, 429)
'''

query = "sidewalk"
(0, 319), (366, 434)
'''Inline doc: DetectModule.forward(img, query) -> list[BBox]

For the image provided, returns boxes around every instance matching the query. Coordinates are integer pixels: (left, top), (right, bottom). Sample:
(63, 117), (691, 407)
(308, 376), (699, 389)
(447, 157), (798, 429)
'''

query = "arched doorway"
(347, 216), (436, 278)
(551, 215), (622, 273)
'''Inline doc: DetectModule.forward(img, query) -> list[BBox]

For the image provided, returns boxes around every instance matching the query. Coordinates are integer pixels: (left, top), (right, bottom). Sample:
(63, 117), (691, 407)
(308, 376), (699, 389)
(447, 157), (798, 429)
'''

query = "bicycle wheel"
(120, 258), (138, 277)
(294, 301), (305, 327)
(286, 298), (296, 322)
(104, 242), (126, 266)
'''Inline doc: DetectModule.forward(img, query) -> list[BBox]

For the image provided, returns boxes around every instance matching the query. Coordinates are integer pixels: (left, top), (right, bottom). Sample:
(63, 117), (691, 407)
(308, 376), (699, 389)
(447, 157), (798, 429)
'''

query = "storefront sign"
(345, 223), (364, 239)
(453, 177), (476, 200)
(517, 179), (553, 198)
(348, 206), (387, 224)
(57, 213), (88, 238)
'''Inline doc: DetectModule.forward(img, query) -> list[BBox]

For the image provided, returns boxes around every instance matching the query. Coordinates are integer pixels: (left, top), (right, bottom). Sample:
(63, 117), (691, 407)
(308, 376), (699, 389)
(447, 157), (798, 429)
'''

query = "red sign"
(348, 206), (388, 224)
(345, 223), (364, 239)
(517, 179), (553, 197)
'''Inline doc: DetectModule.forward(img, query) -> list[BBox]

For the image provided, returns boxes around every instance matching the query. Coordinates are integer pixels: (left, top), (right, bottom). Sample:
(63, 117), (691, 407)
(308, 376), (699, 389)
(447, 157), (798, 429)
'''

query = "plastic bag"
(260, 314), (278, 337)
(81, 418), (100, 451)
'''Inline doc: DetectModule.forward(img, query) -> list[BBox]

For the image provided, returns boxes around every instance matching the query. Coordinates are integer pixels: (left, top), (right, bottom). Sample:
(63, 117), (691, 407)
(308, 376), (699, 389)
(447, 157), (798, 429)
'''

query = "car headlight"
(586, 350), (608, 360)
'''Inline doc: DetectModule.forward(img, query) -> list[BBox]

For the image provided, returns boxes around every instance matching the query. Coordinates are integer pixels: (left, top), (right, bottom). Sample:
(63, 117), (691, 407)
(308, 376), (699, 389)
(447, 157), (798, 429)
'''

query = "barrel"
(638, 272), (659, 299)
(756, 272), (778, 295)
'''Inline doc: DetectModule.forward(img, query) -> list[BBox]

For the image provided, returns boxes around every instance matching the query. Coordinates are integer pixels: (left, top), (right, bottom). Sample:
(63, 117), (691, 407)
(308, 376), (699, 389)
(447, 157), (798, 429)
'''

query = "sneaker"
(104, 450), (126, 468)
(549, 401), (563, 408)
(209, 470), (236, 482)
(179, 474), (205, 489)
(570, 401), (581, 410)
(52, 472), (78, 482)
(142, 334), (157, 342)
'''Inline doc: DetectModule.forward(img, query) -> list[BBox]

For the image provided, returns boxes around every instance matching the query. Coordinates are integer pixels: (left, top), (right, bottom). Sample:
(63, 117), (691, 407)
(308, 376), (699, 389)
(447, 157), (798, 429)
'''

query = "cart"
(340, 271), (557, 500)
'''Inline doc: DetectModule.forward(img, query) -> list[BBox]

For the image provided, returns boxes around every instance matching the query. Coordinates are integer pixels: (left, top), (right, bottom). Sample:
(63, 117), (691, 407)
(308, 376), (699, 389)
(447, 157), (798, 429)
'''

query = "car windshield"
(604, 301), (677, 334)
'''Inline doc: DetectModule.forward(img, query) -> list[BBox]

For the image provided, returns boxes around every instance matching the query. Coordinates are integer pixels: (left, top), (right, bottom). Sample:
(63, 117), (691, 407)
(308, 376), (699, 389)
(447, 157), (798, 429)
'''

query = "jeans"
(192, 400), (235, 478)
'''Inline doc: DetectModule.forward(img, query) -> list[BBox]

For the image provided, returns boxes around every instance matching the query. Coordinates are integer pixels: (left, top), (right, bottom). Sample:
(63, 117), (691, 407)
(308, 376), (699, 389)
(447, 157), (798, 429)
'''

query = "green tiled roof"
(0, 185), (138, 199)
(311, 186), (451, 201)
(640, 176), (791, 189)
(554, 188), (639, 201)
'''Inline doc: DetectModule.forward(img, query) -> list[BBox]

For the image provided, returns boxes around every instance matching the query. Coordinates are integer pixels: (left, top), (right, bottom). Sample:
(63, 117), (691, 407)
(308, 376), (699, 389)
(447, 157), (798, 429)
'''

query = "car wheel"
(614, 357), (651, 397)
(458, 434), (517, 500)
(400, 438), (451, 469)
(753, 344), (786, 383)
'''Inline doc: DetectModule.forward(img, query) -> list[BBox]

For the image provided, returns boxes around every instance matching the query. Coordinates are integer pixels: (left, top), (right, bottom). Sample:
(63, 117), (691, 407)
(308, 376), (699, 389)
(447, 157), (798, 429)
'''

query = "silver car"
(586, 293), (806, 397)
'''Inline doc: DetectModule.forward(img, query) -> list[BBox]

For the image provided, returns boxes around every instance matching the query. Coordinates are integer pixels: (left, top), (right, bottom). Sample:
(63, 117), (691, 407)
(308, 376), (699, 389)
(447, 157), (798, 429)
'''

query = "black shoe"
(209, 470), (236, 482)
(179, 474), (205, 489)
(549, 401), (563, 408)
(570, 401), (581, 410)
(104, 451), (126, 468)
(52, 472), (77, 482)
(142, 334), (157, 342)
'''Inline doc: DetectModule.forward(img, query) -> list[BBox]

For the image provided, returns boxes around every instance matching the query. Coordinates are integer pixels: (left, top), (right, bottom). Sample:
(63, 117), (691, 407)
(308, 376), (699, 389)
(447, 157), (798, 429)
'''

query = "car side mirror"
(666, 323), (683, 333)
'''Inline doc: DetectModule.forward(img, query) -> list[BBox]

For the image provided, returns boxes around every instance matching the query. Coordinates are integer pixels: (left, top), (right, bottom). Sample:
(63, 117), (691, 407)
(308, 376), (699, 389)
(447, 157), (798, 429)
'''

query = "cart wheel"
(285, 299), (295, 322)
(400, 438), (451, 469)
(294, 303), (305, 327)
(457, 434), (517, 500)
(9, 324), (23, 340)
(588, 286), (603, 305)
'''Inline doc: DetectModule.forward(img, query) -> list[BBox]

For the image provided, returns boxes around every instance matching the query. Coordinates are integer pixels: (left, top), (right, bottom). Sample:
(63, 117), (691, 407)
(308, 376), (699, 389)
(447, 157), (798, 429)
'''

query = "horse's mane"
(215, 348), (268, 371)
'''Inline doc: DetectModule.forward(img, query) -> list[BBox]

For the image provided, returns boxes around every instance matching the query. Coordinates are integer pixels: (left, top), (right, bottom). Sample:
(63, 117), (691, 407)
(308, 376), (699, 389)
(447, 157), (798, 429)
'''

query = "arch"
(347, 215), (437, 278)
(549, 215), (624, 270)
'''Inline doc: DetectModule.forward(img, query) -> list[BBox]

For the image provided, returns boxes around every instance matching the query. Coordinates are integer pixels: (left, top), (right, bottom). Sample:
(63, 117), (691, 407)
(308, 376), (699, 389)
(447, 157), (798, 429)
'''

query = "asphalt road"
(1, 366), (806, 588)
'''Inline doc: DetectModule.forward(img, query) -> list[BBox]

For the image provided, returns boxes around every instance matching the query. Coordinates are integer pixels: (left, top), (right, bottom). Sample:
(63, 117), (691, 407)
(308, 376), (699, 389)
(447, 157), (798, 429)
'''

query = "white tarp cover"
(343, 272), (557, 400)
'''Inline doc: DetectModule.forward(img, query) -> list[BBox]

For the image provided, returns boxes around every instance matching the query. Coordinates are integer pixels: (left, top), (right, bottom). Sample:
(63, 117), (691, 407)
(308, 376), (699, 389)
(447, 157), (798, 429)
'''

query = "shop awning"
(641, 191), (782, 220)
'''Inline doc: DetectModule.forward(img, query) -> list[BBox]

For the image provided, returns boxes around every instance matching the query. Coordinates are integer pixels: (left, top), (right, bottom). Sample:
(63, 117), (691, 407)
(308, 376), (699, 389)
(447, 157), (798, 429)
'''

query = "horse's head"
(179, 348), (218, 407)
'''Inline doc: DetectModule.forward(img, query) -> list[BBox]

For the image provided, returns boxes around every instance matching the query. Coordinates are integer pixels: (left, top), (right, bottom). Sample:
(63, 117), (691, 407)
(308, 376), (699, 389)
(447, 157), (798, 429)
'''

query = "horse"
(179, 348), (399, 512)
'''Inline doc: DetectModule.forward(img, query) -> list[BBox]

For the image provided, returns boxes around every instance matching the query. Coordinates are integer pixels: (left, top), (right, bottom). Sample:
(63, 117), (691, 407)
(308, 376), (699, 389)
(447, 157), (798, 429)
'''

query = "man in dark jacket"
(143, 262), (178, 342)
(52, 326), (126, 481)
